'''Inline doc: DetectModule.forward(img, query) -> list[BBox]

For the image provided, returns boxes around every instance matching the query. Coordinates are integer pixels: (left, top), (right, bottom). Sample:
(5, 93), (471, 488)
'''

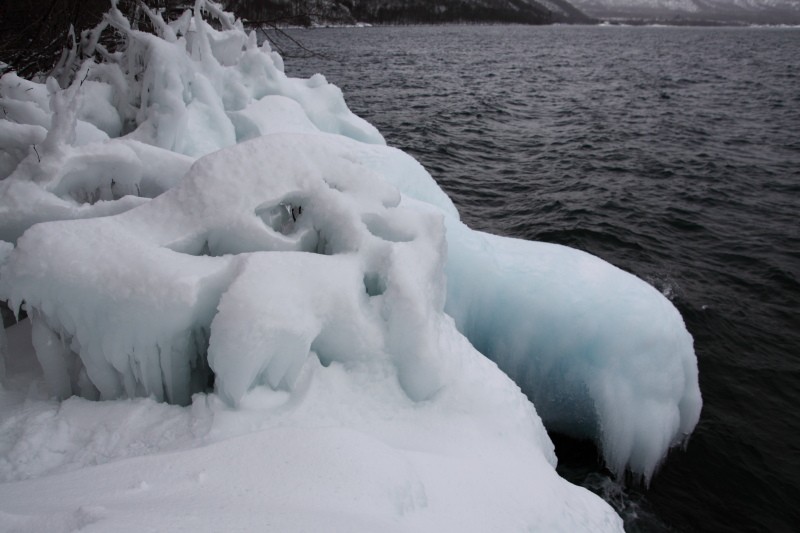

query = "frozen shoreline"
(0, 2), (700, 530)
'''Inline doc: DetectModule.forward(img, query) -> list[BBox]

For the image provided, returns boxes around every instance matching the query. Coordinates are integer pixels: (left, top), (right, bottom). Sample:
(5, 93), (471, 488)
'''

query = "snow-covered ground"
(0, 1), (701, 530)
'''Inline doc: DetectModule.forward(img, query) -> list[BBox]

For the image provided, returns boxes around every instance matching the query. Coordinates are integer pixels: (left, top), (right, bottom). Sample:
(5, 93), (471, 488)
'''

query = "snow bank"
(0, 1), (699, 529)
(0, 320), (621, 533)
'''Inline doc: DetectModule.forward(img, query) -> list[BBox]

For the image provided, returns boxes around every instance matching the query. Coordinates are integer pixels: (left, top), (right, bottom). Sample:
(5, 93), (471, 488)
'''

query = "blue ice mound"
(443, 221), (701, 482)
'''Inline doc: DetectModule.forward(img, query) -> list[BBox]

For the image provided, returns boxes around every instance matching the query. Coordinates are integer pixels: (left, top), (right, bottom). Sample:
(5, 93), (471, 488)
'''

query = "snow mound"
(3, 131), (457, 408)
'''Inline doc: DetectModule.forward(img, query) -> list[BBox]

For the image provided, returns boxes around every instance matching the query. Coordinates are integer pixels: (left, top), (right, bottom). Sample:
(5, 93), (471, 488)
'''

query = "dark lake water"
(280, 24), (800, 532)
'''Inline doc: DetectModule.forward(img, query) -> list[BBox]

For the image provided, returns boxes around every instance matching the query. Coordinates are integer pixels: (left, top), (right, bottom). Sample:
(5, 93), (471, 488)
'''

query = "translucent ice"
(441, 220), (701, 482)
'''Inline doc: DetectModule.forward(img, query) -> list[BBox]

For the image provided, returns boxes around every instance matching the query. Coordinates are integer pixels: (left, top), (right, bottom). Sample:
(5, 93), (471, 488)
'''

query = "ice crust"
(0, 1), (699, 529)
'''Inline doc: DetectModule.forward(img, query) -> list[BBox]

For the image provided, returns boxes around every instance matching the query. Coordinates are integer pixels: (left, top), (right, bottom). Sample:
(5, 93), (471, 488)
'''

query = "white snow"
(0, 319), (621, 532)
(0, 1), (701, 530)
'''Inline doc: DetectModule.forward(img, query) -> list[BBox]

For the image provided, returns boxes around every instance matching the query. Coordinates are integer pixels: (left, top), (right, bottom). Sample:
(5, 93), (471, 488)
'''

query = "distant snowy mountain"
(568, 0), (800, 23)
(226, 0), (594, 25)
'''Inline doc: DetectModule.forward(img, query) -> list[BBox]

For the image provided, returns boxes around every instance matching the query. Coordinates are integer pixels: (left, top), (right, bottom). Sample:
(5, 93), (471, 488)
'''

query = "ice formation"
(442, 222), (701, 481)
(0, 0), (380, 243)
(0, 1), (700, 529)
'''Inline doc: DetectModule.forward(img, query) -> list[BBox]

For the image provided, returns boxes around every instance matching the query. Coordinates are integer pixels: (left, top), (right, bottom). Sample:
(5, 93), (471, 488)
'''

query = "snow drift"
(0, 1), (700, 529)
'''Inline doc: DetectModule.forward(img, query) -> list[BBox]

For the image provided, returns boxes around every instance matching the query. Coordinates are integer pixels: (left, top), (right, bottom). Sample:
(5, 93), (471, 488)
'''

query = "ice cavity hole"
(363, 271), (386, 297)
(256, 201), (304, 236)
(66, 178), (145, 205)
(255, 199), (340, 257)
(255, 199), (332, 255)
(1, 299), (28, 327)
(51, 157), (160, 205)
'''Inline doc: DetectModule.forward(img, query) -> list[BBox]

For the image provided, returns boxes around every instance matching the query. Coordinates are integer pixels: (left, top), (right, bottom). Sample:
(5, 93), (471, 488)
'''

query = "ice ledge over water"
(442, 221), (700, 481)
(0, 1), (700, 529)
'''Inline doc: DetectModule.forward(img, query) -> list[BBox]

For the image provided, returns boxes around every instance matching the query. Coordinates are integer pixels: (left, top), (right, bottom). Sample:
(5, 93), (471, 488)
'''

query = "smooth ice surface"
(0, 1), (699, 529)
